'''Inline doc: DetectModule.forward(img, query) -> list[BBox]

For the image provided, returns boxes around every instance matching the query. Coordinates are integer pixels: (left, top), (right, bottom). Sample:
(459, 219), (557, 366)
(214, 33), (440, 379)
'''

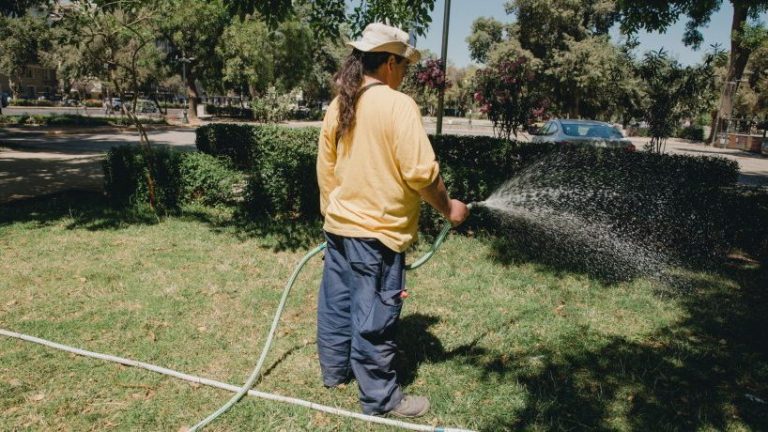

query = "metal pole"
(181, 60), (188, 124)
(435, 0), (451, 136)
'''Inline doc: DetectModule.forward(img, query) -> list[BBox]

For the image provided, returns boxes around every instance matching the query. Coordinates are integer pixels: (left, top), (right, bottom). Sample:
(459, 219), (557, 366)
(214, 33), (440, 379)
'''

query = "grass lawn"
(1, 192), (766, 431)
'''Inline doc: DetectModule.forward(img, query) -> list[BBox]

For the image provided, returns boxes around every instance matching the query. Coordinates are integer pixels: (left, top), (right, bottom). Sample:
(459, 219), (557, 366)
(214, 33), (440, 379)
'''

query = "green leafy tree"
(218, 17), (313, 98)
(349, 0), (437, 37)
(0, 0), (47, 17)
(506, 0), (618, 58)
(548, 35), (635, 119)
(733, 36), (768, 121)
(221, 0), (436, 39)
(0, 14), (51, 100)
(158, 0), (229, 122)
(616, 0), (768, 143)
(473, 55), (547, 139)
(638, 49), (716, 153)
(467, 0), (640, 120)
(60, 0), (167, 209)
(466, 17), (505, 64)
(445, 65), (478, 117)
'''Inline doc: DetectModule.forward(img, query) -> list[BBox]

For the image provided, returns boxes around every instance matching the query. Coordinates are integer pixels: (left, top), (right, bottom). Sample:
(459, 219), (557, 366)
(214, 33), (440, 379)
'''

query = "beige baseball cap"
(347, 22), (421, 64)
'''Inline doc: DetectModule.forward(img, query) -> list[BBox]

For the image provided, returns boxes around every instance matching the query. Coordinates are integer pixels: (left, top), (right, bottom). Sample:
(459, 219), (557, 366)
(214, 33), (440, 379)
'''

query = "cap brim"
(347, 41), (421, 64)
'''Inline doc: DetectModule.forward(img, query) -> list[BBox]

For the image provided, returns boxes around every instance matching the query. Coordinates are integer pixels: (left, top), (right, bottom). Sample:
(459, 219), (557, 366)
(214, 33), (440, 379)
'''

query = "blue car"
(1, 93), (9, 108)
(532, 119), (636, 151)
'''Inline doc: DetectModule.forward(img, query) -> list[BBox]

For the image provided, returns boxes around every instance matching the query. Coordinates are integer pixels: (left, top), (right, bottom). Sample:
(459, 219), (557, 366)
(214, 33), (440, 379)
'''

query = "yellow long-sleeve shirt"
(316, 85), (439, 253)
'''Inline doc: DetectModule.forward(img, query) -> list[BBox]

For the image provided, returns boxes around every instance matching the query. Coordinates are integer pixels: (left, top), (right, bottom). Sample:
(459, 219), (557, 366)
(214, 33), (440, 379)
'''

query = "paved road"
(0, 127), (195, 202)
(1, 123), (766, 204)
(1, 106), (184, 119)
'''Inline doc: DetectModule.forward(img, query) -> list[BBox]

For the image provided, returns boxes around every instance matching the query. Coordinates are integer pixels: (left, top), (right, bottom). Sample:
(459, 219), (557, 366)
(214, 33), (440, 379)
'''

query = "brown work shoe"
(389, 395), (430, 418)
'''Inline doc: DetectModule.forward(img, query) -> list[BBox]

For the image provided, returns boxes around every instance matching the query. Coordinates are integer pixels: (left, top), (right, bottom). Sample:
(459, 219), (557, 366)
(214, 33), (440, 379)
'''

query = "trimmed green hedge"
(675, 125), (705, 142)
(196, 124), (259, 169)
(103, 146), (182, 213)
(104, 147), (244, 211)
(248, 125), (320, 219)
(107, 123), (757, 263)
(178, 152), (247, 206)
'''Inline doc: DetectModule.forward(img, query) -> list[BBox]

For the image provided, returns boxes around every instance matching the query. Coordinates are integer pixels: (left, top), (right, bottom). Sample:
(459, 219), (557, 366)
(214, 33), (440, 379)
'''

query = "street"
(0, 127), (195, 202)
(1, 105), (185, 119)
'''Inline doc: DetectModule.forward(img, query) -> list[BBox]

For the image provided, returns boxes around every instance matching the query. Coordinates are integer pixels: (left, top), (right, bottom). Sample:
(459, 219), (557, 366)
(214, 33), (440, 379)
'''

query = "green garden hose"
(190, 203), (476, 431)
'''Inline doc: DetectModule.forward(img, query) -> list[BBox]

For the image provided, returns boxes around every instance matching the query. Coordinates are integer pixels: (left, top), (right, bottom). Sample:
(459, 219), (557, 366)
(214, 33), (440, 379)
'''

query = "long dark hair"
(333, 49), (404, 141)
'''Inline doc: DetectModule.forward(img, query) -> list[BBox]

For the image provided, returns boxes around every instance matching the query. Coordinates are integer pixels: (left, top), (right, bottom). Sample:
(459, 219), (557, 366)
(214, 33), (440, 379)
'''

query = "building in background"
(0, 65), (58, 100)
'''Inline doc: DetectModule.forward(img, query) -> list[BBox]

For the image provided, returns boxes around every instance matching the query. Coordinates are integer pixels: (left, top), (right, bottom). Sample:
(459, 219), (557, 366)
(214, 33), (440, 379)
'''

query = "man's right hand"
(447, 199), (470, 226)
(418, 176), (471, 227)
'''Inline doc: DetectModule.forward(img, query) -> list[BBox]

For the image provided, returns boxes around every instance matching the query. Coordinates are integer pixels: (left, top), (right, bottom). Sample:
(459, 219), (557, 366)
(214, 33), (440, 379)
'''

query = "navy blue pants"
(317, 232), (405, 415)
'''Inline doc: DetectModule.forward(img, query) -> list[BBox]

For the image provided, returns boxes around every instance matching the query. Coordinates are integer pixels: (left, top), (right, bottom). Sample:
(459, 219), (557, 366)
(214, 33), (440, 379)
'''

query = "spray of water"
(476, 155), (677, 284)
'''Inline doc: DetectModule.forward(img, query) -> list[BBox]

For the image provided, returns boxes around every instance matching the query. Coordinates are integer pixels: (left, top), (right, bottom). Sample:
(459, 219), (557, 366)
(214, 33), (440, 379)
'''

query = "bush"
(484, 144), (739, 263)
(9, 99), (55, 107)
(84, 99), (103, 107)
(103, 145), (182, 213)
(177, 152), (245, 205)
(722, 186), (768, 261)
(195, 124), (259, 169)
(205, 104), (253, 119)
(676, 125), (705, 141)
(195, 124), (749, 262)
(249, 125), (320, 220)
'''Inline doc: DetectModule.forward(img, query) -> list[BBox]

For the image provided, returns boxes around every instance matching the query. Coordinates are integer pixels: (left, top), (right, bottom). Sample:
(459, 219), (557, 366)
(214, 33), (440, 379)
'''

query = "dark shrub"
(195, 124), (748, 263)
(205, 104), (254, 119)
(676, 125), (705, 142)
(722, 186), (768, 261)
(178, 152), (246, 205)
(247, 125), (320, 220)
(195, 124), (258, 169)
(103, 145), (182, 213)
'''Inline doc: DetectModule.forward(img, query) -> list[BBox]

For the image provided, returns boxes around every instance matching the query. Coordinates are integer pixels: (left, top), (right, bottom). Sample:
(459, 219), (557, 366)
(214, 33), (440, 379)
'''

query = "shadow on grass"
(395, 264), (768, 431)
(4, 191), (767, 431)
(0, 190), (161, 230)
(179, 206), (324, 252)
(0, 190), (323, 252)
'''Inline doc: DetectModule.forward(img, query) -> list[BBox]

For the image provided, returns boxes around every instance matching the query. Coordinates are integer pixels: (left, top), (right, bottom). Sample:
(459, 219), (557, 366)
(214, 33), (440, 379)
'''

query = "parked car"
(62, 98), (80, 107)
(107, 97), (122, 111)
(1, 93), (9, 108)
(531, 119), (636, 151)
(126, 99), (158, 114)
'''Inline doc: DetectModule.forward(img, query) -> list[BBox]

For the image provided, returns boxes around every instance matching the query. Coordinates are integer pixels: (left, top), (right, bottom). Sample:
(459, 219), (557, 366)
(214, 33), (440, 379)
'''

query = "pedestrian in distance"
(315, 22), (470, 418)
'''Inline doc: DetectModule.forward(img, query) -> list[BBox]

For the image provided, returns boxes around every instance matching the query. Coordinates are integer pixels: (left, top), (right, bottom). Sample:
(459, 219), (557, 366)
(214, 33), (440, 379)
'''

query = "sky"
(418, 0), (768, 67)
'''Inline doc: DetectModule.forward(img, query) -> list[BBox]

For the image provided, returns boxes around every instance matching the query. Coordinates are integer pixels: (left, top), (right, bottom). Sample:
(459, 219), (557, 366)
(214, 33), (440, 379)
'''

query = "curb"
(0, 124), (193, 136)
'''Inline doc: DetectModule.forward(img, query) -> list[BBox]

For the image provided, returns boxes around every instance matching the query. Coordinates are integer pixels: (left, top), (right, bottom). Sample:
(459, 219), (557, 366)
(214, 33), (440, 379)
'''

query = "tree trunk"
(10, 76), (20, 100)
(186, 70), (198, 122)
(706, 109), (718, 143)
(710, 1), (752, 144)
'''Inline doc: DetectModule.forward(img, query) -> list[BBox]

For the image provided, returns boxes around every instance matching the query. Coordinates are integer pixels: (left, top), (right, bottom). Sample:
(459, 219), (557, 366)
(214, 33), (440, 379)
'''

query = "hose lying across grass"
(2, 205), (477, 432)
(0, 328), (474, 432)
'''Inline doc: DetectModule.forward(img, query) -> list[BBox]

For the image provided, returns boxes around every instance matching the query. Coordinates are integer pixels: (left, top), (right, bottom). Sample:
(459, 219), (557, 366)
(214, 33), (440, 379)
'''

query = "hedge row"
(676, 125), (705, 142)
(108, 124), (762, 262)
(103, 146), (244, 212)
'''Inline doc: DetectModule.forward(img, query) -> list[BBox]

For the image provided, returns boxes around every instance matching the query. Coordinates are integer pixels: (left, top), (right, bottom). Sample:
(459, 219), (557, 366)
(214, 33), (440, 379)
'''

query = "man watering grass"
(316, 23), (469, 418)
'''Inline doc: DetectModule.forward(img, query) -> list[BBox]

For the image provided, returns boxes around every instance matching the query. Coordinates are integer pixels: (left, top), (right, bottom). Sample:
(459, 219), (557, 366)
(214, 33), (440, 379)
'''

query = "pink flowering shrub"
(414, 58), (450, 91)
(473, 56), (547, 139)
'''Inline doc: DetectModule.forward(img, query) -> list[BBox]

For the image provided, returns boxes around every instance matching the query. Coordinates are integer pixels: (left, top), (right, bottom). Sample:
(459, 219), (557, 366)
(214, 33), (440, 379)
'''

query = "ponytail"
(334, 50), (365, 142)
(333, 49), (403, 142)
